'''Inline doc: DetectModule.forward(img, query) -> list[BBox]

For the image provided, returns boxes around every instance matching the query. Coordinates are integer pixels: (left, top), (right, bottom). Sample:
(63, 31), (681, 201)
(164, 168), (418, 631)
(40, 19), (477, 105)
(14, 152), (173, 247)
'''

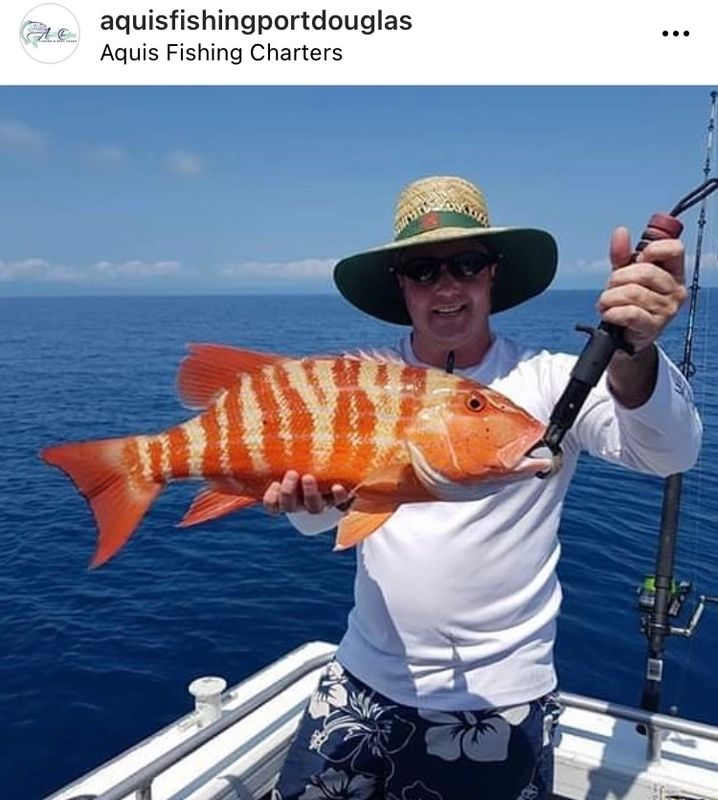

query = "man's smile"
(433, 302), (467, 316)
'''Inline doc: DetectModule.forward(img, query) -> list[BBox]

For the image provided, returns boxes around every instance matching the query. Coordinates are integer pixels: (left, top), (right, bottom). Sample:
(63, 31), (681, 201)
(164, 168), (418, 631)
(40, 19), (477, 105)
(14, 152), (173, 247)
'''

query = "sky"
(1, 86), (717, 296)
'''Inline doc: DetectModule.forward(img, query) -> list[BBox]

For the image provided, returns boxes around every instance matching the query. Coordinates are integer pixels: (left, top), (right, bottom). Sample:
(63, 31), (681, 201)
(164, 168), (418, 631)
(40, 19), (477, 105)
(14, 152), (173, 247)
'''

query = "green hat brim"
(333, 226), (558, 325)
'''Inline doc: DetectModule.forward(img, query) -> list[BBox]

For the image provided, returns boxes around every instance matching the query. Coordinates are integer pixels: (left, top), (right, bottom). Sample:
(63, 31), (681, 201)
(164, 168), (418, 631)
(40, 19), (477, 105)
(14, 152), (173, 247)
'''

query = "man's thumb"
(610, 226), (633, 271)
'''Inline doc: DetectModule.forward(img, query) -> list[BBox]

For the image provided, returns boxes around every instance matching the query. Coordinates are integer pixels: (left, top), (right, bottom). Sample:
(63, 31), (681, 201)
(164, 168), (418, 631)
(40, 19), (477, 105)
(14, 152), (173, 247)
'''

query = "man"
(264, 176), (702, 800)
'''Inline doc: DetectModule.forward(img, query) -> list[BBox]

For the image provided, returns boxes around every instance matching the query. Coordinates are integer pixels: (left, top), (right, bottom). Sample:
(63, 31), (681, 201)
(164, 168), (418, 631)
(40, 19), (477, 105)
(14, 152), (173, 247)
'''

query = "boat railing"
(559, 691), (718, 764)
(66, 645), (336, 800)
(64, 648), (718, 800)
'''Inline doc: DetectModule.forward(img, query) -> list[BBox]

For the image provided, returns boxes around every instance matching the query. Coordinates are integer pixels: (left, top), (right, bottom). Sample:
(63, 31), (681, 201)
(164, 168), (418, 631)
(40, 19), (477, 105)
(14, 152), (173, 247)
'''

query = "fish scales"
(330, 358), (360, 473)
(40, 344), (553, 567)
(159, 432), (173, 481)
(167, 426), (190, 479)
(224, 387), (253, 479)
(238, 373), (270, 474)
(399, 364), (426, 441)
(309, 359), (340, 472)
(267, 360), (315, 471)
(213, 392), (232, 477)
(198, 401), (223, 476)
(263, 365), (294, 465)
(356, 359), (382, 471)
(147, 436), (164, 481)
(372, 362), (412, 464)
(134, 435), (153, 483)
(352, 359), (385, 476)
(281, 360), (327, 472)
(185, 417), (210, 477)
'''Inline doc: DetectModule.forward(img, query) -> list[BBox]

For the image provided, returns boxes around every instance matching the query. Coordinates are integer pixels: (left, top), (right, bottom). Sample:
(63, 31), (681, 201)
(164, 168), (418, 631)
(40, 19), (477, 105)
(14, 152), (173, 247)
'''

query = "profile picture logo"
(20, 3), (79, 63)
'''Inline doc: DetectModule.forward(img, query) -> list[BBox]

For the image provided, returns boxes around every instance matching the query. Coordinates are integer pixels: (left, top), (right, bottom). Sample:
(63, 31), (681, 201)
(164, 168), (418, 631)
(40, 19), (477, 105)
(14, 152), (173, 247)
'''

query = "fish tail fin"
(40, 436), (163, 568)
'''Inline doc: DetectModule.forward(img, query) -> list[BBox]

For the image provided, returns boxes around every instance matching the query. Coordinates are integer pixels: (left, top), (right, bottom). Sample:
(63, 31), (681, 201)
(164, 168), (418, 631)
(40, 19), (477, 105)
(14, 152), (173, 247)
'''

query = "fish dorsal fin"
(334, 508), (396, 550)
(342, 348), (405, 366)
(177, 343), (285, 409)
(178, 484), (257, 528)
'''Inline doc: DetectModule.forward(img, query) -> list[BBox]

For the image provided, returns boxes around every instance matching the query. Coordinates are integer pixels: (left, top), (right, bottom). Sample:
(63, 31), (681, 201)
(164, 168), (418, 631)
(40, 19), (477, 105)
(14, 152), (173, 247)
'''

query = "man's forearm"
(606, 344), (658, 409)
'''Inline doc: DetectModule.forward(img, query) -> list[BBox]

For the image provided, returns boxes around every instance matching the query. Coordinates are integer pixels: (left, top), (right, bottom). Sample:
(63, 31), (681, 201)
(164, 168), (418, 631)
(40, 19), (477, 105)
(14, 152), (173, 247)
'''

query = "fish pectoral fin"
(177, 343), (286, 409)
(334, 508), (396, 550)
(178, 486), (257, 528)
(353, 463), (419, 500)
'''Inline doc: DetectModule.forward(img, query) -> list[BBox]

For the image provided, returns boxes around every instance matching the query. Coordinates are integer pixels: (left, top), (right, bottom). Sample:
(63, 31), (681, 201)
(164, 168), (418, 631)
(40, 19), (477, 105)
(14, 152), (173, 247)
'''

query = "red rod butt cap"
(643, 213), (683, 240)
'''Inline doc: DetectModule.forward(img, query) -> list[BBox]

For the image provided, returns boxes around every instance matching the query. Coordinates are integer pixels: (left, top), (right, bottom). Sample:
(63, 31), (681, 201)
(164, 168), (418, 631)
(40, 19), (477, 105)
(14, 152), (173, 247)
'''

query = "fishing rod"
(535, 91), (718, 717)
(637, 90), (718, 717)
(538, 173), (718, 461)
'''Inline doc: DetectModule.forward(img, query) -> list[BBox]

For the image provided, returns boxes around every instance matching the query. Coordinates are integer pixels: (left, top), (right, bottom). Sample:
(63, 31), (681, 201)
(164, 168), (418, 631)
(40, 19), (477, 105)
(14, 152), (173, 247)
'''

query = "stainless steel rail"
(559, 691), (718, 763)
(69, 646), (335, 800)
(560, 692), (718, 742)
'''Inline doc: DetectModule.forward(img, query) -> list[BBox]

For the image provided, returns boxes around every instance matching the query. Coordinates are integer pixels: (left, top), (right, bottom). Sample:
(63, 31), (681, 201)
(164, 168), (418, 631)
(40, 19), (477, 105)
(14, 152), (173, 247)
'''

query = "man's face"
(396, 239), (496, 358)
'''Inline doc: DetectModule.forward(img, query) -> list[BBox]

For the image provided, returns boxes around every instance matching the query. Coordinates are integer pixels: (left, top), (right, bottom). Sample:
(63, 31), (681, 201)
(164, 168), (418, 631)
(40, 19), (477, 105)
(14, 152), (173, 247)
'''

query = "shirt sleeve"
(561, 347), (703, 477)
(286, 507), (345, 536)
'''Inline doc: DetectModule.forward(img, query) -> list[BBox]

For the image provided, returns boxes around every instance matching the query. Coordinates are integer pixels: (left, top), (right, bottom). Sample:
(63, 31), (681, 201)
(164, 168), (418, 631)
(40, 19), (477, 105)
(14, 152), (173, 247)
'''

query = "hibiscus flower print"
(311, 688), (416, 779)
(309, 661), (349, 719)
(297, 767), (378, 800)
(419, 704), (530, 763)
(516, 783), (540, 800)
(388, 779), (444, 800)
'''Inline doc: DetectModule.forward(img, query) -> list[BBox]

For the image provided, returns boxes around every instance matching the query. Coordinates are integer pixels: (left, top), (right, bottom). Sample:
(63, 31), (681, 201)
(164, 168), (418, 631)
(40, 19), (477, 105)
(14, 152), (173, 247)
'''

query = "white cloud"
(165, 149), (204, 177)
(92, 260), (181, 278)
(89, 145), (127, 166)
(563, 256), (611, 275)
(0, 258), (182, 283)
(564, 249), (718, 276)
(0, 258), (80, 282)
(0, 121), (45, 153)
(219, 258), (336, 280)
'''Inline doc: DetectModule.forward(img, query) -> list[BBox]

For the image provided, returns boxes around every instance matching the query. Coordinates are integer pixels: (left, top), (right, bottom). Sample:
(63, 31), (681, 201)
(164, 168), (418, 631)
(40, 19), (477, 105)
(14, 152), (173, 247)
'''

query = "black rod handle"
(542, 214), (684, 454)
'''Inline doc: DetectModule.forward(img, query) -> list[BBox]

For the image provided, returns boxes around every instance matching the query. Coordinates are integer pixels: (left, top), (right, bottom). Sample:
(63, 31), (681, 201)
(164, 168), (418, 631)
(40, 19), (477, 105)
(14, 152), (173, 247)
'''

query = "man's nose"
(433, 263), (460, 288)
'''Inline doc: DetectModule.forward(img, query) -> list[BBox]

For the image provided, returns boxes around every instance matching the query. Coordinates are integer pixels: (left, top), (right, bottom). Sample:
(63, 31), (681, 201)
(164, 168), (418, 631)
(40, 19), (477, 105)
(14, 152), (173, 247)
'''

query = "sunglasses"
(393, 250), (496, 285)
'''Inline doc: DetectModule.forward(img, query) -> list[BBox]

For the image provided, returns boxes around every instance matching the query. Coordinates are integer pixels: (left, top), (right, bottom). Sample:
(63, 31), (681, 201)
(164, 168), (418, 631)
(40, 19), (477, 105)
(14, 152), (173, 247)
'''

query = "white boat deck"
(557, 704), (718, 799)
(47, 642), (718, 800)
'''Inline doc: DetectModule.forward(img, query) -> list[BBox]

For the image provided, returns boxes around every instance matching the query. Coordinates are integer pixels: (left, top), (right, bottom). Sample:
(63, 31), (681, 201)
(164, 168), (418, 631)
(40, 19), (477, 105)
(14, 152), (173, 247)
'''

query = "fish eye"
(465, 395), (484, 412)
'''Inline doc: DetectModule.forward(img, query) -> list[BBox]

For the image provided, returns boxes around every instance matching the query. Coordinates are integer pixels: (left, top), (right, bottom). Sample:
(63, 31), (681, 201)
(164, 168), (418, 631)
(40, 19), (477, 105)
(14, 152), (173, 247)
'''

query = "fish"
(40, 344), (552, 567)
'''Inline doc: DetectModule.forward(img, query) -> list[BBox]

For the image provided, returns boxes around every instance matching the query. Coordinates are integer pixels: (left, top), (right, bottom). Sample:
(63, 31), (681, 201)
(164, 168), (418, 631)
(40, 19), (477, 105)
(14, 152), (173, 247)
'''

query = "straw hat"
(333, 175), (558, 325)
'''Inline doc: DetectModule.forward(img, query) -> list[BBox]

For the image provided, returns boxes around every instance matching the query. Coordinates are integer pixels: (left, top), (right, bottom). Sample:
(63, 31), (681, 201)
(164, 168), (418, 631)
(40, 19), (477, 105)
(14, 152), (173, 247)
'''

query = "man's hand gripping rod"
(533, 178), (718, 477)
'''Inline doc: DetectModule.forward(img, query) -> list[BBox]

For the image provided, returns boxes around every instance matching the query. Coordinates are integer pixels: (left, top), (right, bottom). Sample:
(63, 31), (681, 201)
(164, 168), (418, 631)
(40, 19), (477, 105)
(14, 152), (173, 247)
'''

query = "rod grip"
(602, 213), (684, 347)
(634, 213), (684, 253)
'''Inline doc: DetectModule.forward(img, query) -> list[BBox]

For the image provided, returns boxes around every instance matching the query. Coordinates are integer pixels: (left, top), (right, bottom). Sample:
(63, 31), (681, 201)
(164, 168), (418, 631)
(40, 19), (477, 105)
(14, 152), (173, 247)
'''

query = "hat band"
(396, 210), (486, 241)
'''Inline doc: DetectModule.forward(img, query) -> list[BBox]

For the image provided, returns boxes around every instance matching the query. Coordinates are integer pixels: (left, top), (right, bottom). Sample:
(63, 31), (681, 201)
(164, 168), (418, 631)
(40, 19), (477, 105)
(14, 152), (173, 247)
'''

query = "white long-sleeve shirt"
(288, 334), (702, 710)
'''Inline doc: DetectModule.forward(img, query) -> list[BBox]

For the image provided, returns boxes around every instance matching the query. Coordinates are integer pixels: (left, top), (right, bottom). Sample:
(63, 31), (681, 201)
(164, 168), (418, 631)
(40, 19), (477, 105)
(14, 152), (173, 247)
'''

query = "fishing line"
(674, 292), (710, 708)
(673, 115), (717, 708)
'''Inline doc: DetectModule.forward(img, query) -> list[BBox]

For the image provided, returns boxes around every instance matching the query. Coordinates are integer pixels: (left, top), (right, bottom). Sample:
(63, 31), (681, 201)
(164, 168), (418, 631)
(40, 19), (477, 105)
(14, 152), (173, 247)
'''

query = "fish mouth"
(496, 428), (553, 476)
(509, 452), (557, 478)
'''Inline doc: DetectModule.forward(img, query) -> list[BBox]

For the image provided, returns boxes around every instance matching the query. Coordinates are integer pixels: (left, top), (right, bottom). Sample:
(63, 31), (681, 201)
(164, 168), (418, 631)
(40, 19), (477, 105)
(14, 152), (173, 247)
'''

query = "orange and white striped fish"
(40, 344), (552, 567)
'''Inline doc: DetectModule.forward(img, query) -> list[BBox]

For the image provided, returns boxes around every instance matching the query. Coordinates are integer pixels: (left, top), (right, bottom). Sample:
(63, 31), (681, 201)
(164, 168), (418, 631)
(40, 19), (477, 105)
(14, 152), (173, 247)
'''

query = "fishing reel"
(637, 574), (718, 639)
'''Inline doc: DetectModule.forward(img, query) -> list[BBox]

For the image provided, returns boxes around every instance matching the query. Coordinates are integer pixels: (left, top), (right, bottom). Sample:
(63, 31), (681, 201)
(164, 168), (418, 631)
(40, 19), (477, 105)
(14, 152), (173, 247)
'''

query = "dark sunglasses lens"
(402, 259), (441, 284)
(452, 252), (493, 278)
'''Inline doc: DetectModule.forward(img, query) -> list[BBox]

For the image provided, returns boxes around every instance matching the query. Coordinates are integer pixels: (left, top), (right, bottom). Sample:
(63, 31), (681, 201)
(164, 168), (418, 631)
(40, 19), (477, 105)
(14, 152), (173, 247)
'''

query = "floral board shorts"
(272, 659), (563, 800)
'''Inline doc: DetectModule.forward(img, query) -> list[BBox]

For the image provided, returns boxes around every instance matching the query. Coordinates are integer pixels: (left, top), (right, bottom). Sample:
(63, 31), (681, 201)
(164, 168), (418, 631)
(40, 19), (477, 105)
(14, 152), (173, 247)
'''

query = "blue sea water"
(2, 292), (717, 800)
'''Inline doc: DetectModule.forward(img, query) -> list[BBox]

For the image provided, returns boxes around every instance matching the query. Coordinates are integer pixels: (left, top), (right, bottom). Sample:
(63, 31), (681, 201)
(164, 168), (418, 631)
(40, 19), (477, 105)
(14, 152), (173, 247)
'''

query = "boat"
(44, 640), (718, 800)
(45, 92), (718, 800)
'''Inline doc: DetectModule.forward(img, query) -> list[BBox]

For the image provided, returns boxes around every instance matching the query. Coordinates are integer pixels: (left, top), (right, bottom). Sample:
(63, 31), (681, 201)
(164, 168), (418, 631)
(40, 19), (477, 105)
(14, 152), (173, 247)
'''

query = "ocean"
(2, 292), (717, 800)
